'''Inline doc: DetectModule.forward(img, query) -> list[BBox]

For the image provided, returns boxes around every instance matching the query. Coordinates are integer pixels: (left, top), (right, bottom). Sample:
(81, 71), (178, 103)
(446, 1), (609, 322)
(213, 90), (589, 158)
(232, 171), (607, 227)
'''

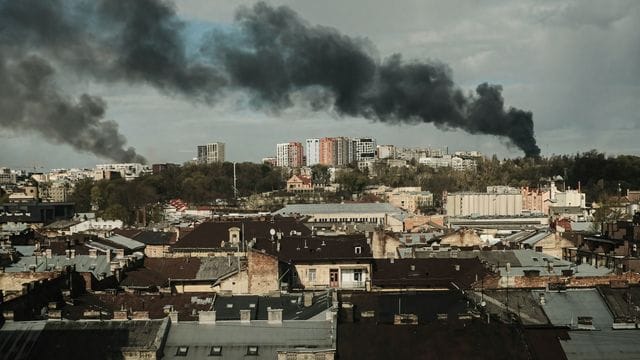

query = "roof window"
(209, 346), (222, 356)
(247, 346), (259, 356)
(176, 346), (189, 357)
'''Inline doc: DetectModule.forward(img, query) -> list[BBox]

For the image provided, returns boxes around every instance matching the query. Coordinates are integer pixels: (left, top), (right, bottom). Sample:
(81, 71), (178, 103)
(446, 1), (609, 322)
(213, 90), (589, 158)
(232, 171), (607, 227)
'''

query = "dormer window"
(354, 246), (362, 254)
(228, 227), (241, 244)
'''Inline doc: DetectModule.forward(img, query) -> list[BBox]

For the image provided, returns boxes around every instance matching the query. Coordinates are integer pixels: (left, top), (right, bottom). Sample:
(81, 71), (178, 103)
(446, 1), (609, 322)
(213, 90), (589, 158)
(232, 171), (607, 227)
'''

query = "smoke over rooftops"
(0, 0), (540, 160)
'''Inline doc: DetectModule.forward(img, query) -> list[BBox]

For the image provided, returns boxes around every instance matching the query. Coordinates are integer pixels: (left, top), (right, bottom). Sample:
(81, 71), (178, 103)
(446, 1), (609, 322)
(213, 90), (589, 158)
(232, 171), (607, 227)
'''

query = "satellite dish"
(269, 228), (276, 236)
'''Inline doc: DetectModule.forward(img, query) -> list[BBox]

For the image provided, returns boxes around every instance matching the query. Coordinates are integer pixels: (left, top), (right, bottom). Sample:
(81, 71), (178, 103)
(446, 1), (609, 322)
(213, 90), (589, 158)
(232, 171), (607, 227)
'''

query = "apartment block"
(305, 138), (320, 166)
(276, 142), (304, 168)
(197, 142), (225, 164)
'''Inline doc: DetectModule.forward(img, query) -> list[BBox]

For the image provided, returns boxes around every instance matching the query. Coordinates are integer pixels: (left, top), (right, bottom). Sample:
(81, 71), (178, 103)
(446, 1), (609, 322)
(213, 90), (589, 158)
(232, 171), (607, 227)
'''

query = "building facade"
(305, 138), (320, 166)
(197, 142), (225, 164)
(276, 142), (304, 168)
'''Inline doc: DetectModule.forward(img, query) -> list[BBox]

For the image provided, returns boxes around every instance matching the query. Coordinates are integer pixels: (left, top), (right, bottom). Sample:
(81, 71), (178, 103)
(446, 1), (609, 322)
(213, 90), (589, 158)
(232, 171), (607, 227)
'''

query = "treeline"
(68, 151), (640, 223)
(336, 150), (640, 205)
(69, 162), (285, 223)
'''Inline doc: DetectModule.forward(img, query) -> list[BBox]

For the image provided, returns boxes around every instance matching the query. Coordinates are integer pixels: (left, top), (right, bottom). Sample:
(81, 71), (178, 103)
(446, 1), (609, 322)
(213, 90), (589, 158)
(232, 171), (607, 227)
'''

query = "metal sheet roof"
(274, 203), (404, 215)
(164, 320), (334, 359)
(105, 234), (146, 250)
(4, 254), (111, 278)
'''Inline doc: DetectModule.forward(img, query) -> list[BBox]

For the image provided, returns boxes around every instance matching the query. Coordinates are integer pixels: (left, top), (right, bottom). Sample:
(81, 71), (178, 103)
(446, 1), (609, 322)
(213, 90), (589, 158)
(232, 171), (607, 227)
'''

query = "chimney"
(240, 309), (251, 324)
(115, 249), (125, 259)
(267, 308), (283, 324)
(131, 311), (150, 320)
(198, 310), (216, 324)
(455, 264), (460, 271)
(113, 310), (129, 320)
(303, 292), (313, 307)
(65, 249), (70, 259)
(70, 249), (76, 259)
(169, 311), (179, 323)
(106, 249), (111, 262)
(45, 249), (52, 259)
(89, 249), (97, 258)
(539, 293), (546, 305)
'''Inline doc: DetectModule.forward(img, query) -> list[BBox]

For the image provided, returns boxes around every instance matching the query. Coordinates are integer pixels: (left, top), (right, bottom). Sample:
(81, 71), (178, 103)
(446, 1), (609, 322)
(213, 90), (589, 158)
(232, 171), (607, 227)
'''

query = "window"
(308, 268), (316, 282)
(176, 346), (189, 356)
(247, 346), (259, 356)
(354, 269), (363, 282)
(209, 346), (222, 356)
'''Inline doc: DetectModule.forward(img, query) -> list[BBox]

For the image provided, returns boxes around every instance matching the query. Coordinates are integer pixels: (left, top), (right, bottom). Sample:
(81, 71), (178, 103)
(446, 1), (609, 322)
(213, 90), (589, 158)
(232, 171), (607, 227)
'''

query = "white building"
(305, 138), (320, 166)
(419, 155), (476, 171)
(377, 145), (395, 159)
(446, 187), (523, 217)
(95, 163), (150, 181)
(197, 142), (225, 164)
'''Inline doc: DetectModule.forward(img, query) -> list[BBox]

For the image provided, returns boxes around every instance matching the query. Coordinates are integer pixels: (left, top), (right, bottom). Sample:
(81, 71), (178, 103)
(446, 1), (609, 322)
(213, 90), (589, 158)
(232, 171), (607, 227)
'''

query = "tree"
(311, 165), (331, 186)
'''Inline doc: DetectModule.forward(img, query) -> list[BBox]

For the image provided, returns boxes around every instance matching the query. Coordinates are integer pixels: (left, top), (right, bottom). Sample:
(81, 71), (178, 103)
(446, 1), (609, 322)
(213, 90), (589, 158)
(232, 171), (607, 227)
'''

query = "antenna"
(233, 162), (238, 199)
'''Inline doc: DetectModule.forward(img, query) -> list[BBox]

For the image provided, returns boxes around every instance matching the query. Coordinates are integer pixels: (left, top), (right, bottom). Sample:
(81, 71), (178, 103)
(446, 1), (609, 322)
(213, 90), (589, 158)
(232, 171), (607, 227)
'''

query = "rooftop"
(164, 320), (334, 360)
(273, 202), (404, 215)
(174, 217), (310, 250)
(0, 319), (167, 360)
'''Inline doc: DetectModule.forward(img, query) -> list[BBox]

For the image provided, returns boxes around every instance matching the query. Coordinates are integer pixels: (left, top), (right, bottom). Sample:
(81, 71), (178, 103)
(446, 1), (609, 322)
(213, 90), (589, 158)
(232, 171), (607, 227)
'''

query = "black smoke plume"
(0, 0), (540, 158)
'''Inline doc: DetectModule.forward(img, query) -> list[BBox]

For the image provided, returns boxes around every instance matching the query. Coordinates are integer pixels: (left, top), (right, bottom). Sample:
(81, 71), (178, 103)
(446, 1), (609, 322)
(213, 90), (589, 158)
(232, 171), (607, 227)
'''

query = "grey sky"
(1, 0), (639, 169)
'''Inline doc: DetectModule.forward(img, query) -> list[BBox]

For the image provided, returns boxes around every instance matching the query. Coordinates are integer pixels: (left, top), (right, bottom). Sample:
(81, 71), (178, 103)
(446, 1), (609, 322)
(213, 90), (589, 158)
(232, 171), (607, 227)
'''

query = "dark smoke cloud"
(0, 0), (540, 159)
(210, 3), (541, 156)
(0, 55), (145, 163)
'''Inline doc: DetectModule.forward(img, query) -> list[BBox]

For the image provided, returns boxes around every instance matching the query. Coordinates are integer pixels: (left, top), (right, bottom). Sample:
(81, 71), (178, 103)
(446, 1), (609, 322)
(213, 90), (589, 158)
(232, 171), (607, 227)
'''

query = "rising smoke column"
(0, 0), (541, 158)
(0, 55), (146, 163)
(210, 3), (541, 156)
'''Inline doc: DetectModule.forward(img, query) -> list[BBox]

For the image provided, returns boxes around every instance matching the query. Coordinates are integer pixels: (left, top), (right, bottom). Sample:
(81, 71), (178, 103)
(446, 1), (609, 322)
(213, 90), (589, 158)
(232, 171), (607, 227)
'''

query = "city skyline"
(1, 0), (638, 168)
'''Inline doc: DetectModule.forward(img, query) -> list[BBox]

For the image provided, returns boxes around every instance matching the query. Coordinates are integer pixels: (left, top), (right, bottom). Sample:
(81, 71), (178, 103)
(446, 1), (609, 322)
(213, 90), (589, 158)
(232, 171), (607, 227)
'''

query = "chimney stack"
(240, 309), (251, 324)
(267, 308), (283, 324)
(169, 311), (179, 323)
(45, 249), (52, 259)
(198, 310), (216, 324)
(89, 249), (97, 258)
(70, 249), (76, 259)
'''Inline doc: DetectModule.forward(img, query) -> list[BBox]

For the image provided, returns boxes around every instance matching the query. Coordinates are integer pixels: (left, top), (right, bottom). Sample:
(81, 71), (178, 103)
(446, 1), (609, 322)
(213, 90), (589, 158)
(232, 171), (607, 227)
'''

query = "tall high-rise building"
(319, 137), (335, 166)
(352, 137), (376, 162)
(305, 138), (320, 166)
(276, 142), (304, 167)
(197, 142), (225, 164)
(334, 137), (352, 166)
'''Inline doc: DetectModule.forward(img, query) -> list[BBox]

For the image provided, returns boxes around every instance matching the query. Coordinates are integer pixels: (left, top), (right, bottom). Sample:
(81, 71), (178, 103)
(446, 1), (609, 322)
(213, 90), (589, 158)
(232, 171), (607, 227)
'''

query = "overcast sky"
(2, 0), (639, 169)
